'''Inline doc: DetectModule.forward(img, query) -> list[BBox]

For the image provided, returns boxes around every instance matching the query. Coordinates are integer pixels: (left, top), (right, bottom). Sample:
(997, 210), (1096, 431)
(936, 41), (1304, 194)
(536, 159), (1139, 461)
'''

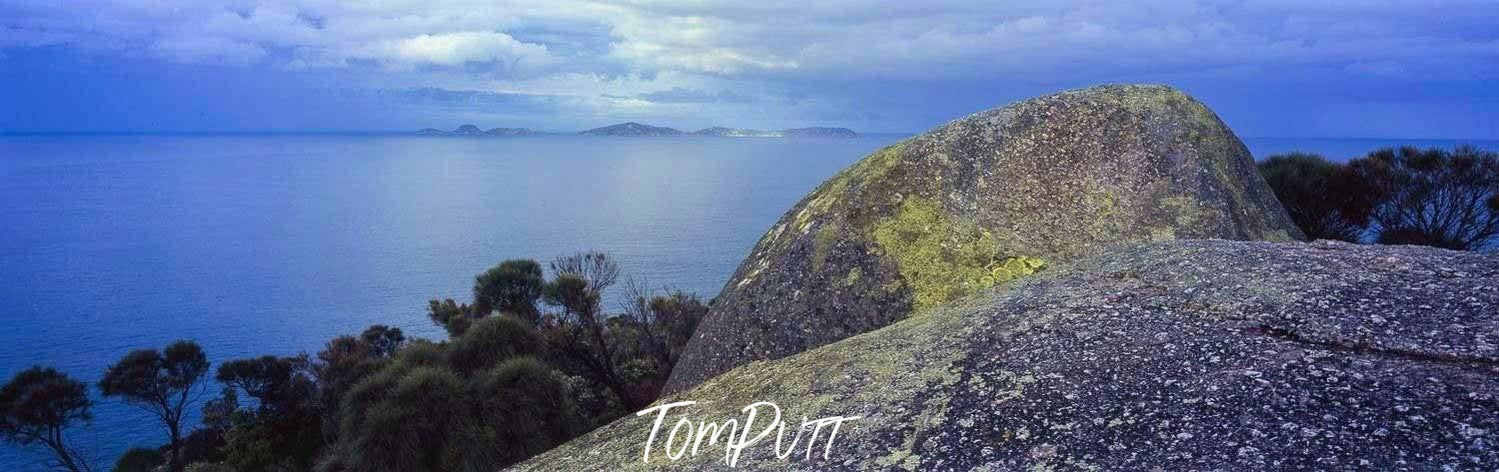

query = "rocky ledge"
(514, 239), (1498, 471)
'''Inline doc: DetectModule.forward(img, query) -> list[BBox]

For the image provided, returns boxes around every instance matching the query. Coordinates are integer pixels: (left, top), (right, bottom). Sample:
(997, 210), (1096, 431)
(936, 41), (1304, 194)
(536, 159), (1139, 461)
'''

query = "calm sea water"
(1, 134), (1495, 469)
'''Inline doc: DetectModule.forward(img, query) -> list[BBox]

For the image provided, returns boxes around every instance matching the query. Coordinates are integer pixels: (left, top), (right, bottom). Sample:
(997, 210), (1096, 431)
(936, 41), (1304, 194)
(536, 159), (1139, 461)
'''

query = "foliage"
(94, 251), (708, 471)
(176, 428), (226, 466)
(312, 328), (398, 445)
(359, 325), (406, 359)
(1347, 145), (1499, 250)
(326, 341), (579, 472)
(212, 354), (322, 471)
(1258, 152), (1376, 242)
(548, 251), (620, 294)
(447, 316), (543, 375)
(454, 358), (579, 469)
(99, 340), (210, 472)
(0, 365), (94, 472)
(426, 299), (477, 338)
(472, 259), (545, 322)
(111, 447), (162, 472)
(620, 282), (709, 381)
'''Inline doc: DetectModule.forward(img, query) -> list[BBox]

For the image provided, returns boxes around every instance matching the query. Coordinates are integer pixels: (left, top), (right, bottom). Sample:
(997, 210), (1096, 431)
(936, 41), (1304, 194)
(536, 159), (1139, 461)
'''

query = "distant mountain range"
(415, 125), (547, 136)
(416, 122), (859, 138)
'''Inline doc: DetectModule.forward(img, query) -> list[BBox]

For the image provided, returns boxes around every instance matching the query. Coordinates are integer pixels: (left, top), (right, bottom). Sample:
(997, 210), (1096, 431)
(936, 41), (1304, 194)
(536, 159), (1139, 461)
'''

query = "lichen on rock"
(666, 84), (1304, 394)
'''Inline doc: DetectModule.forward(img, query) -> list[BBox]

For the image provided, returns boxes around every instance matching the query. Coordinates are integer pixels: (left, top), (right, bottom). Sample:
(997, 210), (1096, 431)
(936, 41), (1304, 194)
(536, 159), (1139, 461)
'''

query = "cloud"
(4, 0), (1494, 82)
(362, 31), (558, 73)
(636, 87), (756, 104)
(1, 1), (1496, 136)
(149, 36), (268, 66)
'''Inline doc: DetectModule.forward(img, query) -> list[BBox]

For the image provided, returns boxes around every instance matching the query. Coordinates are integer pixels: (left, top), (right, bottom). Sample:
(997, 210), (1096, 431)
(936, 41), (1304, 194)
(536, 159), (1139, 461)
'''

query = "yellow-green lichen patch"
(1149, 226), (1177, 241)
(1261, 229), (1293, 242)
(871, 197), (1003, 313)
(870, 197), (1048, 313)
(1083, 189), (1126, 240)
(843, 141), (907, 187)
(777, 141), (909, 261)
(795, 178), (848, 234)
(842, 266), (863, 287)
(1160, 194), (1222, 232)
(983, 256), (1047, 286)
(812, 222), (840, 272)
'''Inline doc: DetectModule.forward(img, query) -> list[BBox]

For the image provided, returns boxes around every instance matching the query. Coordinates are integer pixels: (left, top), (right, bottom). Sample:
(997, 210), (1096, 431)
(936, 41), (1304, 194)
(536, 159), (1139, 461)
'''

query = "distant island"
(691, 126), (862, 138)
(579, 122), (860, 138)
(415, 125), (547, 136)
(577, 122), (684, 137)
(415, 122), (859, 138)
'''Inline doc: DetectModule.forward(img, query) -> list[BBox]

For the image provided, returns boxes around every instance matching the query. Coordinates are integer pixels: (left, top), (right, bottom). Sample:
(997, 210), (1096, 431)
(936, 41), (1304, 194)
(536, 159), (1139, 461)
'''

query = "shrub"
(113, 447), (163, 472)
(472, 259), (545, 322)
(1348, 145), (1499, 250)
(447, 316), (543, 375)
(1258, 152), (1375, 242)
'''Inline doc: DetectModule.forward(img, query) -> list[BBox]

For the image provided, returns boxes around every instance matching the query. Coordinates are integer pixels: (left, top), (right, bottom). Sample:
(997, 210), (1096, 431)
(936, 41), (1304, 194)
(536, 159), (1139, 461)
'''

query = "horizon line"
(5, 130), (1499, 142)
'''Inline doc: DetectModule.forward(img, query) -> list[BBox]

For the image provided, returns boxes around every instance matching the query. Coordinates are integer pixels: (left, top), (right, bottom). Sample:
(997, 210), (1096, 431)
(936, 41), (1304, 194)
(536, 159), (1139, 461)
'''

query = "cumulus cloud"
(362, 31), (558, 72)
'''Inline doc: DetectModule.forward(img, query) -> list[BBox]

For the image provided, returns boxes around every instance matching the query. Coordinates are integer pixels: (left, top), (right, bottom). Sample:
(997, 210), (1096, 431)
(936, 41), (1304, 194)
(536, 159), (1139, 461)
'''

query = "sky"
(1, 1), (1497, 137)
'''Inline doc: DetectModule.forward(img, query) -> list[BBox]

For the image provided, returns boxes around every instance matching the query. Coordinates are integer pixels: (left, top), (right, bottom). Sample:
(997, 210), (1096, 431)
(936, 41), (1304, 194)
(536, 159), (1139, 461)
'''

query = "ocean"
(1, 134), (1495, 469)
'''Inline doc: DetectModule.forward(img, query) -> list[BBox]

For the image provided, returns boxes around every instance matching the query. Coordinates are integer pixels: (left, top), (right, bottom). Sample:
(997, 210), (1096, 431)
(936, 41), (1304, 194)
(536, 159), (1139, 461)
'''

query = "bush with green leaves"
(472, 259), (546, 322)
(447, 316), (543, 375)
(324, 316), (580, 472)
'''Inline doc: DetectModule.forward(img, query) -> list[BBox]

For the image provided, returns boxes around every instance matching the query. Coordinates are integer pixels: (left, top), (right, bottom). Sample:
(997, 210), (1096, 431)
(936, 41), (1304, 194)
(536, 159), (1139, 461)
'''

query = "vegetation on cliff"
(3, 252), (705, 472)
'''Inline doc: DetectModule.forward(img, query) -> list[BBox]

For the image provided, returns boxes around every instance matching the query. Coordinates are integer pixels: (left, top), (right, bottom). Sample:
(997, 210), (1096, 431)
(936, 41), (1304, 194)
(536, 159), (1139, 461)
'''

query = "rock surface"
(667, 84), (1304, 393)
(514, 239), (1499, 471)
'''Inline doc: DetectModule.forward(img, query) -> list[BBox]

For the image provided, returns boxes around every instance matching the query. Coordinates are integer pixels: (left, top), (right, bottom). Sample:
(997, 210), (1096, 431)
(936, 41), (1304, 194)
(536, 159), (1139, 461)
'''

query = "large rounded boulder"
(667, 84), (1302, 392)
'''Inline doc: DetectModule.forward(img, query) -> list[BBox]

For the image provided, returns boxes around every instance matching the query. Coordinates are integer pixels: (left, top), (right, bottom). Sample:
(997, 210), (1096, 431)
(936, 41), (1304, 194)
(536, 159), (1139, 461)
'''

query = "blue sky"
(1, 1), (1496, 137)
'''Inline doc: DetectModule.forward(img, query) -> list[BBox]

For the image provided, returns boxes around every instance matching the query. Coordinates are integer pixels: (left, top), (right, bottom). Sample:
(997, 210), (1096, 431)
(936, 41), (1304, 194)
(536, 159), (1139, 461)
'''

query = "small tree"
(98, 341), (210, 472)
(624, 285), (708, 378)
(1348, 145), (1499, 250)
(472, 260), (545, 322)
(426, 299), (478, 337)
(0, 366), (94, 472)
(359, 325), (406, 359)
(549, 251), (620, 294)
(1258, 153), (1377, 242)
(213, 354), (322, 471)
(544, 272), (642, 409)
